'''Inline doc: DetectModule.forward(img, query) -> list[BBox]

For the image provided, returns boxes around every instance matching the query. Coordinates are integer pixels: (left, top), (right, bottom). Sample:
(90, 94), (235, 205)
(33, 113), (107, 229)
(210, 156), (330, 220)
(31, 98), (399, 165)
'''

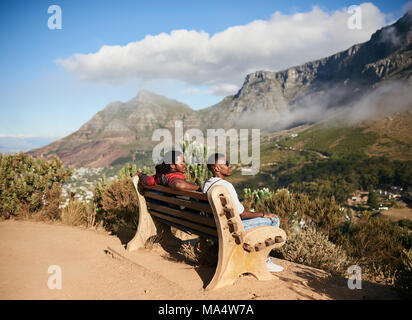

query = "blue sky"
(0, 0), (410, 142)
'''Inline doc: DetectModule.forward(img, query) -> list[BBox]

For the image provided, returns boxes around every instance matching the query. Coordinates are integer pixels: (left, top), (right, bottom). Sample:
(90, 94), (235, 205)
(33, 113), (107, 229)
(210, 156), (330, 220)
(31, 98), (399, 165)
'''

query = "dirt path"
(0, 220), (400, 300)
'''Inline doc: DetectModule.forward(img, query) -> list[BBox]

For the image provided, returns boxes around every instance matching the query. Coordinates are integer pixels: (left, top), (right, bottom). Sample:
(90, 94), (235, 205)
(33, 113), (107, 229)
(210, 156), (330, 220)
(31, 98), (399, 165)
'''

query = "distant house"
(347, 190), (369, 206)
(377, 188), (402, 199)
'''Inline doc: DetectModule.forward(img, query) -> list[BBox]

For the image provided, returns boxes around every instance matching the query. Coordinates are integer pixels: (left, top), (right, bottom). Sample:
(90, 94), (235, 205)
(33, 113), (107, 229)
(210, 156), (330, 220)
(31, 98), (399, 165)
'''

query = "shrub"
(38, 182), (64, 221)
(330, 216), (407, 284)
(93, 166), (139, 234)
(276, 229), (351, 276)
(242, 188), (344, 235)
(0, 152), (72, 220)
(243, 187), (272, 209)
(394, 248), (412, 296)
(398, 219), (412, 231)
(61, 199), (89, 226)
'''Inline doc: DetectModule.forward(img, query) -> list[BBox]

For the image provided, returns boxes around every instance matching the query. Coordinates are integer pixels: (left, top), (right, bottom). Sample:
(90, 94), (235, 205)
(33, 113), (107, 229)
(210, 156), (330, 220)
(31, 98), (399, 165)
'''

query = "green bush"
(0, 152), (72, 220)
(276, 229), (351, 276)
(93, 165), (139, 234)
(242, 188), (344, 235)
(330, 216), (407, 284)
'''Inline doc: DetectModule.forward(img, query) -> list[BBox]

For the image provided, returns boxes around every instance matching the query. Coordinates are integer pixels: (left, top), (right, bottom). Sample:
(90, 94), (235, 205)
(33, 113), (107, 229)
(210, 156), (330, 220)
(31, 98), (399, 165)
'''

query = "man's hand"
(134, 172), (150, 186)
(263, 213), (279, 223)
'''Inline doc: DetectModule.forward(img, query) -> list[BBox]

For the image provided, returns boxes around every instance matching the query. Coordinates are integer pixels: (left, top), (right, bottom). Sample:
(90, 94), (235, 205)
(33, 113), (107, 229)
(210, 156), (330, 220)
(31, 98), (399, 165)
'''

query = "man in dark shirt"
(136, 150), (200, 191)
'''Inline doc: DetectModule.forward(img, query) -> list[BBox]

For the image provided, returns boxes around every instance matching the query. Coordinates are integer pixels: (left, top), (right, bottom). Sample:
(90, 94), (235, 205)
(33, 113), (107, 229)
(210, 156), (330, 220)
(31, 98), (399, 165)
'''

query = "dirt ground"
(0, 220), (401, 300)
(380, 206), (412, 222)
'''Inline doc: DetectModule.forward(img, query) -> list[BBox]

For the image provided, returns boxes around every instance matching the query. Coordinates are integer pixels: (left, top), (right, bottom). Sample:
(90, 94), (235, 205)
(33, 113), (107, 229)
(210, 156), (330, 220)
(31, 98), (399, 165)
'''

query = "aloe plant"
(179, 134), (211, 189)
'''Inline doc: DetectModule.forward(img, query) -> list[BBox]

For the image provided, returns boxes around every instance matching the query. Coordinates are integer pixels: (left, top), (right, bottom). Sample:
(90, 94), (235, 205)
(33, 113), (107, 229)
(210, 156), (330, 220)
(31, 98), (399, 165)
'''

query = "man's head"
(170, 152), (186, 173)
(159, 150), (186, 174)
(207, 153), (231, 177)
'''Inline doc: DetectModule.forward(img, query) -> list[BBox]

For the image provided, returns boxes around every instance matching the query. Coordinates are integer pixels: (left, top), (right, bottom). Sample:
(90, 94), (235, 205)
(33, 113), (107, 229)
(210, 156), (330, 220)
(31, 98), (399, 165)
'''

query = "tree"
(367, 191), (379, 209)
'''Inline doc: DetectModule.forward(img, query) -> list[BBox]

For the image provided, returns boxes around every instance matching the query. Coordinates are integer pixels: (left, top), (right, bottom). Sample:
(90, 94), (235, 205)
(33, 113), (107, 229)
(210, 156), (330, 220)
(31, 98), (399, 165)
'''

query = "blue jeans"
(242, 217), (280, 231)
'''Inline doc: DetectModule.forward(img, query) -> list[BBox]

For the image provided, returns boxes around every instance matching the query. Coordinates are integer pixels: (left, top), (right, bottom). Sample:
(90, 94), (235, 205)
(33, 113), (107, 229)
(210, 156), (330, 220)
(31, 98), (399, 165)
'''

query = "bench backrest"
(140, 183), (217, 238)
(132, 176), (246, 241)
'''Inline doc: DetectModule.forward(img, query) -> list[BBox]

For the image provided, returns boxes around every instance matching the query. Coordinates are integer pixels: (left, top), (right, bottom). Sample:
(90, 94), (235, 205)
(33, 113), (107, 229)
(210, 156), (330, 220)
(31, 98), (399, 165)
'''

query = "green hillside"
(280, 110), (412, 160)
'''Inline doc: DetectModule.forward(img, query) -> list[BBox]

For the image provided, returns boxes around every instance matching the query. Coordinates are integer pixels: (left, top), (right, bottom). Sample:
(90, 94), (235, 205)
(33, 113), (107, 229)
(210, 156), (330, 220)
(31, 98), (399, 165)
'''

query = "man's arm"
(134, 172), (155, 186)
(169, 178), (201, 191)
(240, 210), (279, 222)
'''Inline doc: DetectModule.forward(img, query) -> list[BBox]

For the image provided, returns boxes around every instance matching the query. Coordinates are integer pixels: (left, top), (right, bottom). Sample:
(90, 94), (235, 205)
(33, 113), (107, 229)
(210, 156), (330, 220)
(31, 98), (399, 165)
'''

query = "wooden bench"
(127, 175), (287, 290)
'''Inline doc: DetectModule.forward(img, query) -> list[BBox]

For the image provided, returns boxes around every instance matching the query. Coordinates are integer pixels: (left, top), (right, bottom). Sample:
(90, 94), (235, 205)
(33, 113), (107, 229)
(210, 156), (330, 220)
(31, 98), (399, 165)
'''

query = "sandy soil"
(0, 220), (401, 300)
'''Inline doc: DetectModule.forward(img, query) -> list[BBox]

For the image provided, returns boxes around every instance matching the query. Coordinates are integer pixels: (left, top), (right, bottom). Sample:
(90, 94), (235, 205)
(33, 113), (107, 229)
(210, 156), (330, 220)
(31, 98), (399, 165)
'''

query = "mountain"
(28, 90), (202, 167)
(201, 11), (412, 130)
(28, 12), (412, 167)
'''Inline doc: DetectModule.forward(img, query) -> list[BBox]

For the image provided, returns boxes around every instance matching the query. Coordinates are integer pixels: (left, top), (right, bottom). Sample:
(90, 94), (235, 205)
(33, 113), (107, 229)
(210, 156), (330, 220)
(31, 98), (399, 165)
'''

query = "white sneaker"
(266, 258), (283, 272)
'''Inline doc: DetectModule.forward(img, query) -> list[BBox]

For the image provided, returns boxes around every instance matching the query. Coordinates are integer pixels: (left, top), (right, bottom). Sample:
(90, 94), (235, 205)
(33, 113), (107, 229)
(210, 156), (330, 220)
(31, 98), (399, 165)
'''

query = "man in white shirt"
(203, 153), (284, 273)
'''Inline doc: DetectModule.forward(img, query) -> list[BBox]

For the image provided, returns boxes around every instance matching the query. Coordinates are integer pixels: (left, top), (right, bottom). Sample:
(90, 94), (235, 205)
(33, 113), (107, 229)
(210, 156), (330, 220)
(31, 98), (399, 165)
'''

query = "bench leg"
(126, 203), (158, 252)
(206, 244), (274, 290)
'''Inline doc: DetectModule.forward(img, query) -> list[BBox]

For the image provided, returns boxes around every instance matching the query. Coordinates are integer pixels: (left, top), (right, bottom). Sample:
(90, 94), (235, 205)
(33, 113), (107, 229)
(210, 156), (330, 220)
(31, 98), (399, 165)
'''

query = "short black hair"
(207, 153), (226, 172)
(155, 150), (183, 175)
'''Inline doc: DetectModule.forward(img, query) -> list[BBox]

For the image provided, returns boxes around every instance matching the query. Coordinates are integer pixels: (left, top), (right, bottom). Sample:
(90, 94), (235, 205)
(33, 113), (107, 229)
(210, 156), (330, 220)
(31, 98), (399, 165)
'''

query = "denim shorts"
(241, 217), (280, 231)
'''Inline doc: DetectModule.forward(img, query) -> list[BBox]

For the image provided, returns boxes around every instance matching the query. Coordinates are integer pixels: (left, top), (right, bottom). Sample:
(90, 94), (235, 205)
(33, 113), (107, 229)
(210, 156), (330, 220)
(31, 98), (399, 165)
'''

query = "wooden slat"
(143, 184), (208, 201)
(153, 217), (217, 239)
(147, 202), (216, 228)
(144, 191), (213, 214)
(149, 209), (218, 237)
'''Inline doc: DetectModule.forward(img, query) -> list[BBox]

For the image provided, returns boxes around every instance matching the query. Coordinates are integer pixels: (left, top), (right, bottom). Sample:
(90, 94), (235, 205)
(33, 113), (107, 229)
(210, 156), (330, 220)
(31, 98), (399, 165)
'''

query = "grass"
(282, 124), (379, 156)
(61, 200), (89, 227)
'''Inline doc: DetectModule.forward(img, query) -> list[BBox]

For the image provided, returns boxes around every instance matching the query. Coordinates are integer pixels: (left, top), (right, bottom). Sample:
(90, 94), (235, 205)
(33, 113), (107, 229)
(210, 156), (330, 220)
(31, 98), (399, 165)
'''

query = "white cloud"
(206, 84), (240, 96)
(181, 88), (200, 95)
(404, 0), (412, 13)
(56, 3), (388, 95)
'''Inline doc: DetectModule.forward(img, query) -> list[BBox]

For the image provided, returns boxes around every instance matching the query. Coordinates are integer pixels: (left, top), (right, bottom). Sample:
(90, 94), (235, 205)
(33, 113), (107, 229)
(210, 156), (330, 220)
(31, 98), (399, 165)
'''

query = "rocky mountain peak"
(134, 89), (164, 103)
(229, 11), (412, 121)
